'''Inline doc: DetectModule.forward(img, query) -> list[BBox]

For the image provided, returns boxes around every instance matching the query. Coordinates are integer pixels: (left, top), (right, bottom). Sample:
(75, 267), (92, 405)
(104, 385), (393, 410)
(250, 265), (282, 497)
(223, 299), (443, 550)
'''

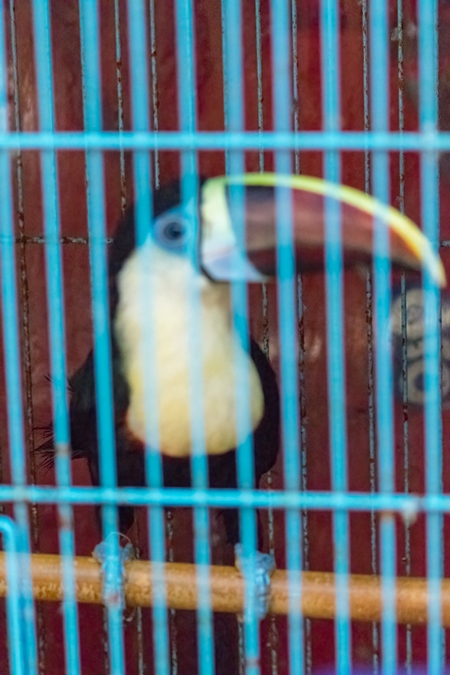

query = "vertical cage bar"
(254, 6), (280, 672)
(0, 2), (37, 672)
(417, 1), (443, 673)
(8, 2), (46, 669)
(222, 1), (263, 673)
(369, 1), (397, 673)
(125, 2), (170, 674)
(9, 0), (41, 568)
(269, 2), (304, 675)
(30, 1), (81, 673)
(0, 516), (24, 675)
(320, 1), (351, 673)
(78, 2), (126, 672)
(174, 1), (214, 673)
(113, 6), (145, 673)
(0, 112), (35, 674)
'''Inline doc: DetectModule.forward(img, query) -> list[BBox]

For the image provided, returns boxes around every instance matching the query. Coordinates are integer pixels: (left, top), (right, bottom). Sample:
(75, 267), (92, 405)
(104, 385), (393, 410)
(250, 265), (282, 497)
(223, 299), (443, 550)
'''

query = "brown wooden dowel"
(0, 552), (448, 625)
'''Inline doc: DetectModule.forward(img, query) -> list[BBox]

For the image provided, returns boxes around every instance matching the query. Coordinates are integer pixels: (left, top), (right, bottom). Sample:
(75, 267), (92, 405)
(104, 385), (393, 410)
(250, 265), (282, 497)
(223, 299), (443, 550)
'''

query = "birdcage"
(0, 0), (447, 674)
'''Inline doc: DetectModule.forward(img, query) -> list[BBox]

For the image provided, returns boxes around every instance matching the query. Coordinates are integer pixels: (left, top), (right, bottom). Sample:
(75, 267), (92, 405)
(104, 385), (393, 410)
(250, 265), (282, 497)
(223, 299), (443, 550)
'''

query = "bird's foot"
(93, 532), (136, 611)
(234, 544), (275, 621)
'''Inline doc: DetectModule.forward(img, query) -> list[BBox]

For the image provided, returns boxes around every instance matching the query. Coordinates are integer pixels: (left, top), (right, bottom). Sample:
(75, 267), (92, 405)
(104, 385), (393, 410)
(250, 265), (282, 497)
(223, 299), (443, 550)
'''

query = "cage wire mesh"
(0, 0), (448, 674)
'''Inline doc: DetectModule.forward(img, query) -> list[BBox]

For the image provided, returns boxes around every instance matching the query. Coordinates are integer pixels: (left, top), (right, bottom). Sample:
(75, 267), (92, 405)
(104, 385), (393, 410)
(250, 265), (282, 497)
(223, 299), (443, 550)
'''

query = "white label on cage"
(391, 283), (450, 406)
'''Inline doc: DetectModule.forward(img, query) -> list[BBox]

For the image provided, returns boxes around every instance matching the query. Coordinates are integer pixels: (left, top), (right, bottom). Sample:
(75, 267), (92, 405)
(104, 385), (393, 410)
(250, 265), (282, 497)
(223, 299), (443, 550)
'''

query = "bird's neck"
(113, 246), (264, 457)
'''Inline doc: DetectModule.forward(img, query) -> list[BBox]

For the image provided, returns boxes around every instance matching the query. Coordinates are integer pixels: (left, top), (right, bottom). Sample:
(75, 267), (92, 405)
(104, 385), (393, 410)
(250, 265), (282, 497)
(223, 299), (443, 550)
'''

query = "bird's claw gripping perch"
(93, 532), (135, 611)
(235, 544), (275, 621)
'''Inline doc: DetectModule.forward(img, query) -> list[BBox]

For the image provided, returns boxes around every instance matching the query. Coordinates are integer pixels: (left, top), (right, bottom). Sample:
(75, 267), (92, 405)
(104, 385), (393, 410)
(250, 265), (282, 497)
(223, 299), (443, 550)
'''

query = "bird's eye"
(162, 219), (185, 242)
(154, 211), (188, 250)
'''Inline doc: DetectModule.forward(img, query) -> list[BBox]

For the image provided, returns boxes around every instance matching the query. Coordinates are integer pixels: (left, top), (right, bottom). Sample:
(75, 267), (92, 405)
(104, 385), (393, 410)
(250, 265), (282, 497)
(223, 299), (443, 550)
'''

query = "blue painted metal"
(0, 1), (38, 672)
(417, 2), (444, 674)
(30, 1), (80, 673)
(3, 482), (450, 511)
(125, 2), (171, 674)
(0, 516), (24, 675)
(222, 0), (264, 671)
(254, 3), (281, 670)
(2, 129), (450, 151)
(0, 1), (446, 673)
(320, 0), (351, 673)
(3, 483), (450, 512)
(78, 1), (126, 672)
(175, 0), (214, 672)
(269, 4), (305, 675)
(369, 1), (397, 673)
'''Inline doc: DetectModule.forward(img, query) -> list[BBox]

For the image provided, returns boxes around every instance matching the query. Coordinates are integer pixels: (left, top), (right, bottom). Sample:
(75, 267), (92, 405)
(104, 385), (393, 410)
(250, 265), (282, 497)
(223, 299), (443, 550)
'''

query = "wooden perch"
(0, 552), (448, 625)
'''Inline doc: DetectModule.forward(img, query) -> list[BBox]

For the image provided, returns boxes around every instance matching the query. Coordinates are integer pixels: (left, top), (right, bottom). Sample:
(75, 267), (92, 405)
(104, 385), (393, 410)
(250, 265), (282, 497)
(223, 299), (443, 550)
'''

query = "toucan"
(37, 173), (445, 615)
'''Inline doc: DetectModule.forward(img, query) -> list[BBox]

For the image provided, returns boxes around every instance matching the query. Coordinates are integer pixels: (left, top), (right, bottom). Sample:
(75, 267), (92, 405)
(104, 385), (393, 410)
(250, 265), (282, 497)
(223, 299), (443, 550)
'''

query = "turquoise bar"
(369, 1), (397, 672)
(0, 2), (38, 671)
(0, 130), (448, 150)
(2, 483), (450, 515)
(30, 0), (80, 672)
(0, 516), (24, 675)
(125, 0), (170, 672)
(222, 0), (262, 670)
(78, 1), (125, 671)
(418, 0), (444, 673)
(269, 1), (304, 674)
(320, 0), (351, 671)
(175, 0), (214, 671)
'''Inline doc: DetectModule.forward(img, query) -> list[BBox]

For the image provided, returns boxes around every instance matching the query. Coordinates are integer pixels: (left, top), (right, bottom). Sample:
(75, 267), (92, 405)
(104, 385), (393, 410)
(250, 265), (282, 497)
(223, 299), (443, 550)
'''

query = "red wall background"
(1, 1), (450, 673)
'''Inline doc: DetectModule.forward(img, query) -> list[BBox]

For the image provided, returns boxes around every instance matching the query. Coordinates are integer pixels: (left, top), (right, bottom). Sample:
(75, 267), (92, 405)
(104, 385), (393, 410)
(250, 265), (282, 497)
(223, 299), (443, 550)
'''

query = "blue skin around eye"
(152, 205), (190, 254)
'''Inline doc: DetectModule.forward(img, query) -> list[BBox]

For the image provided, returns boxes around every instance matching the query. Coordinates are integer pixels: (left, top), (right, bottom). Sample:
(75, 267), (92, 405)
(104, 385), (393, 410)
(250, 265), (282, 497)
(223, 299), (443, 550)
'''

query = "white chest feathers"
(114, 244), (264, 457)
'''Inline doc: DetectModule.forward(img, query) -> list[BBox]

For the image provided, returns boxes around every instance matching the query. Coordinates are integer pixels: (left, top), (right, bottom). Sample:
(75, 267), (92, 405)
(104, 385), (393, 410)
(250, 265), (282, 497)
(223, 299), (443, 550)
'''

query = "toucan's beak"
(200, 173), (446, 287)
